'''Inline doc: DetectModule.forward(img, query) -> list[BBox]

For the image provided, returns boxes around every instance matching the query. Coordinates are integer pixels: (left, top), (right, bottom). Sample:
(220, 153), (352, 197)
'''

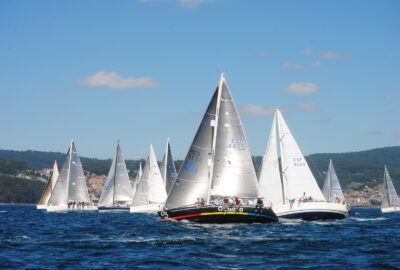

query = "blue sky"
(0, 0), (399, 160)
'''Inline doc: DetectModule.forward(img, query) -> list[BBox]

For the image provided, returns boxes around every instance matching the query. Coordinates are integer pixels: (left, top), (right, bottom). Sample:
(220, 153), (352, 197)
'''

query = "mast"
(276, 109), (287, 204)
(112, 141), (120, 204)
(66, 140), (72, 203)
(206, 73), (223, 204)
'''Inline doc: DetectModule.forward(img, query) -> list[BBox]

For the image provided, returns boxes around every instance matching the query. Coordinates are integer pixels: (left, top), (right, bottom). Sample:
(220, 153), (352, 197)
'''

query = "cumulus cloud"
(240, 105), (275, 116)
(319, 52), (350, 59)
(281, 62), (304, 69)
(292, 102), (318, 111)
(78, 71), (159, 89)
(300, 48), (313, 55)
(385, 94), (400, 100)
(283, 82), (319, 95)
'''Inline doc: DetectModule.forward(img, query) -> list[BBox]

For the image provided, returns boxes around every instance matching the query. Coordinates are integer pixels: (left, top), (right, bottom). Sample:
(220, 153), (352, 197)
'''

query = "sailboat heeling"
(98, 157), (116, 206)
(276, 109), (326, 202)
(258, 112), (285, 205)
(165, 89), (218, 209)
(382, 167), (400, 208)
(67, 142), (91, 202)
(48, 148), (71, 206)
(210, 79), (261, 198)
(322, 160), (345, 203)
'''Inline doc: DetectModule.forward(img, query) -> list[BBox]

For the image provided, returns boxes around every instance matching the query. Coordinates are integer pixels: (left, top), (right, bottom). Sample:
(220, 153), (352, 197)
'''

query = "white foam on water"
(351, 217), (388, 222)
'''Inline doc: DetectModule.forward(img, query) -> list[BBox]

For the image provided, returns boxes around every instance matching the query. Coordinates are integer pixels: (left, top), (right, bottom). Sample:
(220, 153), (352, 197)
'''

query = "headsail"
(382, 166), (400, 208)
(258, 111), (284, 205)
(38, 160), (59, 206)
(210, 76), (260, 198)
(322, 160), (345, 203)
(48, 147), (71, 206)
(276, 109), (325, 202)
(98, 142), (134, 206)
(160, 138), (177, 195)
(132, 162), (142, 196)
(51, 161), (59, 190)
(132, 145), (167, 206)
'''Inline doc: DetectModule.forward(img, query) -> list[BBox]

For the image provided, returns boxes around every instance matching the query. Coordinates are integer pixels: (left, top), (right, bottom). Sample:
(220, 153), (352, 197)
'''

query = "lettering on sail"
(228, 138), (246, 149)
(293, 157), (306, 167)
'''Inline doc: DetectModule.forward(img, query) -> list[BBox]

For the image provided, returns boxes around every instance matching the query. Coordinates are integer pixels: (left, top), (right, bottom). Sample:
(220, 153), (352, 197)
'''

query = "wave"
(350, 217), (388, 222)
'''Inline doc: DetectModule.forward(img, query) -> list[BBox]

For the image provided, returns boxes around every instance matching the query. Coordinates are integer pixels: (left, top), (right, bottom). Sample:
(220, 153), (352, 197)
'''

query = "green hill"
(0, 175), (45, 204)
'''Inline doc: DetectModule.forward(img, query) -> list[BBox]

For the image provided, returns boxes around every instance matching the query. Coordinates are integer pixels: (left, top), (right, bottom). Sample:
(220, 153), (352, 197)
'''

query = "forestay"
(322, 160), (345, 203)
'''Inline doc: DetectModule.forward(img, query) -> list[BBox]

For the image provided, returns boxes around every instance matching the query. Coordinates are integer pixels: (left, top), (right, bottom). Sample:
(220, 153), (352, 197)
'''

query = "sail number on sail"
(293, 157), (306, 167)
(228, 138), (246, 149)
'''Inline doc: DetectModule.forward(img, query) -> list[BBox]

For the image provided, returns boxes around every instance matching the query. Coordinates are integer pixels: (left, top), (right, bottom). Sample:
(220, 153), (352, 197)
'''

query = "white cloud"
(300, 48), (312, 55)
(179, 0), (207, 8)
(311, 61), (321, 67)
(284, 82), (319, 95)
(78, 71), (159, 89)
(240, 105), (275, 116)
(319, 52), (349, 59)
(385, 94), (400, 100)
(293, 102), (318, 111)
(282, 62), (304, 69)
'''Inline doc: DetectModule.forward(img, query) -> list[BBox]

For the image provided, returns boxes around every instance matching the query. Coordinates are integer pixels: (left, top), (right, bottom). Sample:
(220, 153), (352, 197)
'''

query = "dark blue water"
(0, 206), (399, 269)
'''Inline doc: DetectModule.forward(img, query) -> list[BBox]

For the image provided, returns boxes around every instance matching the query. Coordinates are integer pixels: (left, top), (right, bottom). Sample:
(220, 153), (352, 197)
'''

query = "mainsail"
(132, 145), (167, 206)
(98, 142), (134, 206)
(160, 138), (177, 195)
(48, 141), (91, 206)
(322, 160), (345, 203)
(38, 160), (59, 206)
(276, 109), (325, 202)
(381, 166), (400, 208)
(258, 112), (284, 205)
(165, 74), (260, 209)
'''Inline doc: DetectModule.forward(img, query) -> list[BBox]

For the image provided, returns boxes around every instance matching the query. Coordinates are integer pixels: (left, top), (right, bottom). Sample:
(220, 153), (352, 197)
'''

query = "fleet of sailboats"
(381, 166), (400, 213)
(36, 75), (399, 221)
(258, 108), (348, 220)
(97, 142), (134, 212)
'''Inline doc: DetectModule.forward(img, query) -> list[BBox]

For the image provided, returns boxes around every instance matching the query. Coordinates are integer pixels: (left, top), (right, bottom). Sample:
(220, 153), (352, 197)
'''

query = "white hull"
(273, 201), (348, 220)
(36, 205), (47, 210)
(46, 205), (98, 212)
(381, 206), (400, 213)
(130, 204), (163, 213)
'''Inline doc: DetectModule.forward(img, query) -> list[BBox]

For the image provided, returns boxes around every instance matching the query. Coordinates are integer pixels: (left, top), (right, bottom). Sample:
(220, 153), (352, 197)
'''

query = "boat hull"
(273, 202), (348, 220)
(158, 205), (278, 223)
(130, 204), (163, 213)
(36, 205), (47, 210)
(46, 205), (98, 212)
(98, 206), (130, 212)
(381, 206), (400, 213)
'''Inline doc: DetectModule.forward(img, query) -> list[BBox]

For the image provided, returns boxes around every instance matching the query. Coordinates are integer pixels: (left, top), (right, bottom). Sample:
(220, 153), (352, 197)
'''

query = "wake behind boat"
(258, 109), (347, 220)
(158, 74), (278, 223)
(381, 166), (400, 213)
(98, 142), (134, 212)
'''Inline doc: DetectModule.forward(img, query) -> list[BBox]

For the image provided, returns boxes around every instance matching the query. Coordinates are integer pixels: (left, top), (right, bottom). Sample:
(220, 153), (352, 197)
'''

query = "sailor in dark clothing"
(255, 198), (264, 212)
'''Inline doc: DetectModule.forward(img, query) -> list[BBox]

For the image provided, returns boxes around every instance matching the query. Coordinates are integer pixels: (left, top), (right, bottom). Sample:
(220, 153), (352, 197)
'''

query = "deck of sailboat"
(158, 205), (279, 223)
(273, 201), (348, 220)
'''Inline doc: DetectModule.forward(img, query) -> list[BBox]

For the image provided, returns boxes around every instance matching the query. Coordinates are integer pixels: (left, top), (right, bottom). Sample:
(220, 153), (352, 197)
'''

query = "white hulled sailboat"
(36, 160), (59, 209)
(47, 140), (97, 212)
(98, 142), (134, 212)
(381, 166), (400, 213)
(322, 159), (346, 205)
(130, 145), (167, 213)
(258, 109), (348, 220)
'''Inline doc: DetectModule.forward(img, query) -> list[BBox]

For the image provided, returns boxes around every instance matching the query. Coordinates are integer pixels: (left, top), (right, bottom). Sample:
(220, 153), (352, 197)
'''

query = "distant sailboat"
(36, 160), (59, 210)
(258, 109), (348, 220)
(98, 142), (134, 212)
(47, 140), (97, 212)
(381, 166), (400, 213)
(130, 145), (167, 213)
(132, 162), (143, 196)
(322, 160), (346, 204)
(160, 138), (177, 195)
(158, 74), (278, 223)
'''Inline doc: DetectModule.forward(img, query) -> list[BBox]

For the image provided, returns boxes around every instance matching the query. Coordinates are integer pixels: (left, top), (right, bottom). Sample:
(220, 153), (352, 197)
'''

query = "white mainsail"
(51, 161), (59, 190)
(47, 141), (91, 206)
(276, 109), (325, 202)
(165, 74), (260, 209)
(131, 145), (167, 206)
(322, 160), (345, 203)
(98, 142), (134, 206)
(258, 112), (284, 205)
(160, 138), (177, 195)
(37, 160), (60, 207)
(381, 166), (400, 208)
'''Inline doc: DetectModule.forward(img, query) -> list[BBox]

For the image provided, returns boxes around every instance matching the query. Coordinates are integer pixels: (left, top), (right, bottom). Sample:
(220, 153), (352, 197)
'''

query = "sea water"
(0, 205), (399, 269)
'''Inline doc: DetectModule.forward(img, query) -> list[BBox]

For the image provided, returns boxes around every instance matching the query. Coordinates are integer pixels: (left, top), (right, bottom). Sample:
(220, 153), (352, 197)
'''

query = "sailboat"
(130, 145), (167, 213)
(158, 74), (278, 223)
(98, 142), (134, 212)
(36, 160), (59, 209)
(47, 140), (97, 212)
(132, 162), (142, 196)
(258, 108), (348, 220)
(322, 160), (346, 205)
(381, 166), (400, 213)
(160, 138), (177, 195)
